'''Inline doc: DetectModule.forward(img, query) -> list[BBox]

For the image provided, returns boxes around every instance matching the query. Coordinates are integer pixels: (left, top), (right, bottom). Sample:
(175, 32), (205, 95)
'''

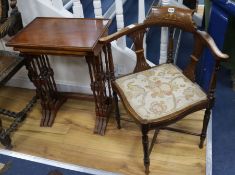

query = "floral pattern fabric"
(115, 64), (207, 121)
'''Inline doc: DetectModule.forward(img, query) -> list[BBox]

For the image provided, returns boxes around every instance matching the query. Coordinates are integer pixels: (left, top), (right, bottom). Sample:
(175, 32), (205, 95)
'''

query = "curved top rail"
(145, 6), (196, 32)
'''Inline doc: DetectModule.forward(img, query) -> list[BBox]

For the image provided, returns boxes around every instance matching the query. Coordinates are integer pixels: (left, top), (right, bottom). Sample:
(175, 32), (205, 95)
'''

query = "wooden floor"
(0, 87), (206, 175)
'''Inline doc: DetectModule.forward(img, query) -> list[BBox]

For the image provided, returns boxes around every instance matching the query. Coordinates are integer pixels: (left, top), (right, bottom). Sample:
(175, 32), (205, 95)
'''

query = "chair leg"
(113, 91), (121, 129)
(149, 129), (159, 155)
(0, 119), (12, 149)
(0, 134), (12, 149)
(142, 127), (150, 174)
(199, 108), (211, 149)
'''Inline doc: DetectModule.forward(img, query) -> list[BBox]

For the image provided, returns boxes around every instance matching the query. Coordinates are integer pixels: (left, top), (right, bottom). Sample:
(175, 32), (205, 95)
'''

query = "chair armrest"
(197, 30), (229, 61)
(99, 23), (142, 44)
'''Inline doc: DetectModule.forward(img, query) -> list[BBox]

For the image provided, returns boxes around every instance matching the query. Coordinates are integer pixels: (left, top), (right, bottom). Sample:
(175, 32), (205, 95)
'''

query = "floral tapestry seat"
(114, 63), (207, 123)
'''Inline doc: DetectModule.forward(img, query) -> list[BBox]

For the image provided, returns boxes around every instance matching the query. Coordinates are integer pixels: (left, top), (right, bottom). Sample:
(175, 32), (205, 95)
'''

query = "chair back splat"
(167, 27), (174, 63)
(128, 28), (150, 73)
(99, 6), (229, 174)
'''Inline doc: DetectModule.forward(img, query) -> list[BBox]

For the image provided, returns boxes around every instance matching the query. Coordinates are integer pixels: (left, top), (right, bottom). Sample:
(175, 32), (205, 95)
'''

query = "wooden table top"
(6, 17), (110, 55)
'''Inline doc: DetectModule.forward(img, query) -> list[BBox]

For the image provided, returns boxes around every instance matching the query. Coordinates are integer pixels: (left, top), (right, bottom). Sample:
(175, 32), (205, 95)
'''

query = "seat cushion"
(115, 63), (207, 121)
(0, 51), (24, 83)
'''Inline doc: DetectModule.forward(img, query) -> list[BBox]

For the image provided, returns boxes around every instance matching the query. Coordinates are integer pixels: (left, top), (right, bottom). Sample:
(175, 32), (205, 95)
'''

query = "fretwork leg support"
(142, 126), (150, 174)
(85, 51), (113, 135)
(199, 108), (211, 149)
(25, 55), (65, 127)
(113, 91), (121, 129)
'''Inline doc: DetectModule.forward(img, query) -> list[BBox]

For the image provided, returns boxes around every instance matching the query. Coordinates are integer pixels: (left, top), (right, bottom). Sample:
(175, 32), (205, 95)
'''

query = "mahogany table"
(6, 17), (114, 135)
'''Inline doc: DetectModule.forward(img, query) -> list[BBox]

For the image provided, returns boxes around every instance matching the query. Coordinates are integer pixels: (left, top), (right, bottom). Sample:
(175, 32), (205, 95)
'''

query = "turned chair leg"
(142, 127), (150, 174)
(113, 91), (121, 129)
(199, 108), (211, 149)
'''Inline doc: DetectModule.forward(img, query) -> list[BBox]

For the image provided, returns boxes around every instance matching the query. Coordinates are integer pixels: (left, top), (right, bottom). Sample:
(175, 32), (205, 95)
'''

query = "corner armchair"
(99, 6), (228, 174)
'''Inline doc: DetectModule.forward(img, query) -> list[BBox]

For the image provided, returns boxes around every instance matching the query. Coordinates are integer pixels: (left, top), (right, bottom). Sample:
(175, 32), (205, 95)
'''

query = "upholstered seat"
(114, 63), (207, 122)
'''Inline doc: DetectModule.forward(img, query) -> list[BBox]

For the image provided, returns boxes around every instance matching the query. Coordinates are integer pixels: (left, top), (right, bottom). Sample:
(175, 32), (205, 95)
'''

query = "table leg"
(86, 44), (114, 135)
(24, 55), (66, 127)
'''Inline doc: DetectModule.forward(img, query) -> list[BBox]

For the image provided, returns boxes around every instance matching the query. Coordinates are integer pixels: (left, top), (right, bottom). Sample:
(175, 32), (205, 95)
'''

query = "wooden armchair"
(0, 0), (36, 148)
(99, 6), (228, 174)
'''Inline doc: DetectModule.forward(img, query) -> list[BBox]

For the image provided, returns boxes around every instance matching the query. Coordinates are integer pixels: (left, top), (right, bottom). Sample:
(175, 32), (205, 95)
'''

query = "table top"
(6, 17), (110, 55)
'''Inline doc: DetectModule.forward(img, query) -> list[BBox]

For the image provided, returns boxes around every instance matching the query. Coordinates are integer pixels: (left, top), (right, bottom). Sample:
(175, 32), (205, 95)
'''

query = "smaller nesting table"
(6, 17), (114, 135)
